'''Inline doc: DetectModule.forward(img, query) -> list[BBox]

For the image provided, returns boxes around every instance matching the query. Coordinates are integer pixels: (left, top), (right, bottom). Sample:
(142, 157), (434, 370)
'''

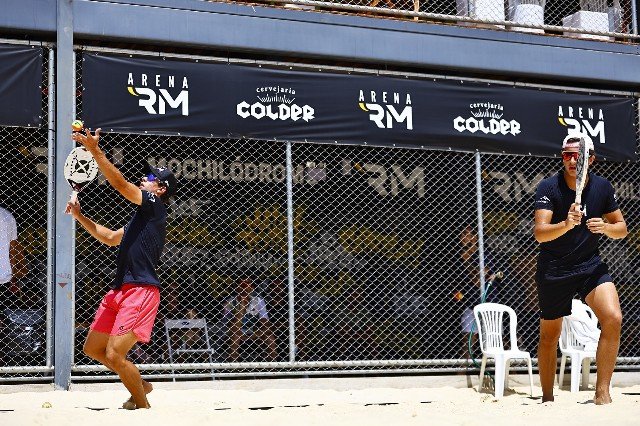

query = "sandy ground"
(1, 374), (639, 425)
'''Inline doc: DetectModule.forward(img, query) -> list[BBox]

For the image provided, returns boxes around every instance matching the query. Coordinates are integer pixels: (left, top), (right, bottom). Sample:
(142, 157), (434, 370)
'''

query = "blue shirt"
(534, 171), (618, 277)
(113, 190), (167, 289)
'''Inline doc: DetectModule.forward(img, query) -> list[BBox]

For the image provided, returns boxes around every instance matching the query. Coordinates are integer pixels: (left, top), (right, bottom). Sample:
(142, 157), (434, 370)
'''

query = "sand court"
(1, 374), (639, 425)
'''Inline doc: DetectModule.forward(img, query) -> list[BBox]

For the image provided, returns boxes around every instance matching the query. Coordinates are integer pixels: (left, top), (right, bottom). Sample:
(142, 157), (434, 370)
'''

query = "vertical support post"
(475, 152), (486, 301)
(54, 0), (75, 390)
(632, 0), (638, 35)
(637, 97), (640, 161)
(47, 48), (55, 369)
(286, 141), (296, 363)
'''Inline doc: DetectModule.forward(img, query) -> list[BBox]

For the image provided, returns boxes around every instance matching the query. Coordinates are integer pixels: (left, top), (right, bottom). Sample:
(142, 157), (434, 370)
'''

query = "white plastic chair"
(508, 0), (546, 33)
(165, 318), (216, 380)
(473, 303), (534, 398)
(558, 300), (598, 392)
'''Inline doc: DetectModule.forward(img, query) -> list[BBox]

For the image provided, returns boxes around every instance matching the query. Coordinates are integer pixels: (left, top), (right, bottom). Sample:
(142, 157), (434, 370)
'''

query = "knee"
(601, 311), (623, 334)
(539, 328), (561, 346)
(105, 348), (127, 369)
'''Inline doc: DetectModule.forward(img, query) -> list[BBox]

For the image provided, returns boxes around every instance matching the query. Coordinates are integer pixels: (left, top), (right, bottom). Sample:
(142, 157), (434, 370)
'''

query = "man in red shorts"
(66, 128), (176, 409)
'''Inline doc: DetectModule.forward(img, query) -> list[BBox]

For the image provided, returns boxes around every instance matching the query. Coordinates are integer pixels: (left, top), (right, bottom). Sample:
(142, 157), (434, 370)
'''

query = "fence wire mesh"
(236, 0), (637, 40)
(63, 51), (640, 378)
(289, 146), (476, 363)
(480, 153), (640, 365)
(0, 47), (51, 376)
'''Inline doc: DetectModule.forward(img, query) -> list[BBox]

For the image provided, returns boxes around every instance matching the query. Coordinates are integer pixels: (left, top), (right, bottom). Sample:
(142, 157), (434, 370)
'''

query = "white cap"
(562, 133), (595, 153)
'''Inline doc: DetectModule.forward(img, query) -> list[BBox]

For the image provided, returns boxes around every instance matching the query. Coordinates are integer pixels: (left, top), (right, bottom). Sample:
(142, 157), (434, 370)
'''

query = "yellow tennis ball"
(71, 120), (84, 131)
(42, 401), (52, 408)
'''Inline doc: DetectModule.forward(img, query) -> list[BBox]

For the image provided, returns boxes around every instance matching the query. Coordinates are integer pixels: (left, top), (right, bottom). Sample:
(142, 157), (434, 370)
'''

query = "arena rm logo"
(127, 73), (189, 116)
(237, 86), (315, 122)
(453, 102), (521, 136)
(358, 90), (413, 130)
(557, 105), (605, 145)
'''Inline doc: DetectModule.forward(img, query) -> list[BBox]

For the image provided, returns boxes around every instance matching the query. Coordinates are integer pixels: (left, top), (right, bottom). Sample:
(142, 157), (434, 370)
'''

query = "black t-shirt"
(534, 171), (618, 277)
(112, 190), (167, 289)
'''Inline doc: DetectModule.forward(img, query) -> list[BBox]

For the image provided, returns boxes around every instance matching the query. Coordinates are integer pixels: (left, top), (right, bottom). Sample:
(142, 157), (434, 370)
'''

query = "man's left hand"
(72, 128), (102, 153)
(586, 217), (607, 234)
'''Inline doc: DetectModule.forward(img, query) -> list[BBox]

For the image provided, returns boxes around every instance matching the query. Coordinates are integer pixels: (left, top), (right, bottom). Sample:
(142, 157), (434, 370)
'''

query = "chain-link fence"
(2, 44), (639, 382)
(66, 49), (640, 380)
(234, 0), (638, 40)
(0, 46), (52, 378)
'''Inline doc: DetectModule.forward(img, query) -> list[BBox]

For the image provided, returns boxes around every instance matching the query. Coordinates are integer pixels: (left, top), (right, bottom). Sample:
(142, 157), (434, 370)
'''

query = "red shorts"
(90, 284), (160, 343)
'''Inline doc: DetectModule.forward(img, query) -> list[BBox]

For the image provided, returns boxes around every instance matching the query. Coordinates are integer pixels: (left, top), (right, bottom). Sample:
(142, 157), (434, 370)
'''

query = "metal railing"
(221, 0), (640, 41)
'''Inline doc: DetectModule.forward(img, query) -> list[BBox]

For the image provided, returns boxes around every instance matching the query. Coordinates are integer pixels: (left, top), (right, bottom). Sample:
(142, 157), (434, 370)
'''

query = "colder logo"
(558, 106), (605, 145)
(358, 90), (413, 130)
(454, 102), (521, 136)
(237, 86), (315, 122)
(127, 73), (189, 116)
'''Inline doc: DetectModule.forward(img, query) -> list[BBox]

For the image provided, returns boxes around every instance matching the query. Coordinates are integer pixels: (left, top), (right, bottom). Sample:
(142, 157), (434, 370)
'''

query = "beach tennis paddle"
(574, 136), (589, 207)
(64, 146), (98, 208)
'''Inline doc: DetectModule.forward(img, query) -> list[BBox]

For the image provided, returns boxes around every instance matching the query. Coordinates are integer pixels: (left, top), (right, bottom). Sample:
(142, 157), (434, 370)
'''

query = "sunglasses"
(561, 151), (580, 161)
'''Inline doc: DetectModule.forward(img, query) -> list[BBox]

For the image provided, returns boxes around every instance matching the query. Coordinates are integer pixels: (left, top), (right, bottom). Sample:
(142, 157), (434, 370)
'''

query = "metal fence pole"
(632, 0), (638, 35)
(286, 141), (296, 363)
(54, 0), (75, 390)
(475, 152), (486, 300)
(47, 48), (55, 369)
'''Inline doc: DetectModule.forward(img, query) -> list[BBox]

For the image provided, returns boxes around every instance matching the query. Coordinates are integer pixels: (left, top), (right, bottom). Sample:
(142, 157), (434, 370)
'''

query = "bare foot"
(122, 380), (153, 409)
(122, 396), (151, 410)
(541, 394), (554, 403)
(594, 393), (612, 405)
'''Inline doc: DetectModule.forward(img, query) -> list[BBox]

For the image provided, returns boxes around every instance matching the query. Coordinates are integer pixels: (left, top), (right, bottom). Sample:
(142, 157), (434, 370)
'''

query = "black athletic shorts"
(535, 263), (612, 320)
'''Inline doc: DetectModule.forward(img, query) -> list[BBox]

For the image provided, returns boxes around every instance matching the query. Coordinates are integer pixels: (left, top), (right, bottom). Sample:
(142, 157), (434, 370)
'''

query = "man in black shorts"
(534, 134), (627, 404)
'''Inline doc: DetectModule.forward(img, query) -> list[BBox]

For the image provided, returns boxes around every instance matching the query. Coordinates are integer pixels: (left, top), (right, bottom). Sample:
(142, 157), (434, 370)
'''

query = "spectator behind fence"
(0, 206), (27, 311)
(457, 224), (501, 360)
(181, 308), (203, 351)
(266, 278), (307, 361)
(0, 205), (28, 366)
(223, 277), (277, 362)
(330, 284), (379, 360)
(510, 239), (540, 354)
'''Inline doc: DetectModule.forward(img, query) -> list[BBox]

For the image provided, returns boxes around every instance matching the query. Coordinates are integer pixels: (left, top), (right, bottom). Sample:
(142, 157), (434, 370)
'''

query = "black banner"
(0, 44), (43, 127)
(82, 53), (637, 162)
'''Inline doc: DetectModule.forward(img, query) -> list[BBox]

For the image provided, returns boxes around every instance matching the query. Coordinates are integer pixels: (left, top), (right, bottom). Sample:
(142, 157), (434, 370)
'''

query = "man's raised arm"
(72, 128), (142, 205)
